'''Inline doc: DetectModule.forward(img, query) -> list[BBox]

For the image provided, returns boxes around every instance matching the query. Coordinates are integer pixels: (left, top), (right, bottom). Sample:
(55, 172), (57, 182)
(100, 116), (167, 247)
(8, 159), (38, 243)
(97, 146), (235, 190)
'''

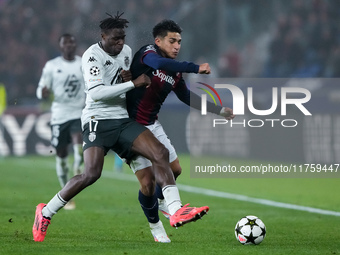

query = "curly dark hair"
(152, 19), (182, 38)
(99, 12), (129, 34)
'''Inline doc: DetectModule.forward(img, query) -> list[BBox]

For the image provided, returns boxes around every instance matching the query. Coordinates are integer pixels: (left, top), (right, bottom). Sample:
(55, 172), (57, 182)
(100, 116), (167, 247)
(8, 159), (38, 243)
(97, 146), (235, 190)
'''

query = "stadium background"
(1, 1), (340, 254)
(0, 0), (340, 164)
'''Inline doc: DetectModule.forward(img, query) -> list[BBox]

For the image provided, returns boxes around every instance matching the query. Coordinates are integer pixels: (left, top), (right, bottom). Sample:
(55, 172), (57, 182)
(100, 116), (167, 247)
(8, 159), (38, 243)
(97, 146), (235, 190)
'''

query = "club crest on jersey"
(124, 56), (130, 68)
(88, 132), (96, 142)
(90, 66), (100, 76)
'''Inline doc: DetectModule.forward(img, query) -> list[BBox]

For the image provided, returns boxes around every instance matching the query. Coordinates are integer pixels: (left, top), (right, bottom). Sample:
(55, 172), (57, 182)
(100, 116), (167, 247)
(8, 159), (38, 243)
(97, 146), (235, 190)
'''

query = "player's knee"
(170, 159), (182, 179)
(56, 148), (68, 158)
(140, 176), (155, 196)
(173, 167), (182, 179)
(152, 145), (169, 163)
(82, 168), (101, 186)
(141, 183), (155, 197)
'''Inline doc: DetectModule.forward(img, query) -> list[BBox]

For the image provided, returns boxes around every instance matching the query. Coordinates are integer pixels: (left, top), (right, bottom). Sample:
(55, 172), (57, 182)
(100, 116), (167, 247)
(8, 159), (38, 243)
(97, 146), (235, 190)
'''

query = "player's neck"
(63, 54), (75, 61)
(156, 46), (171, 59)
(99, 42), (118, 57)
(158, 49), (171, 59)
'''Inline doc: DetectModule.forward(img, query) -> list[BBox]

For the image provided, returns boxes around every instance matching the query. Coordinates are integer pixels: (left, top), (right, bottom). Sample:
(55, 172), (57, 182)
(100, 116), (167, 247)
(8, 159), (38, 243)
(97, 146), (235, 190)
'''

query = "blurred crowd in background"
(1, 0), (340, 108)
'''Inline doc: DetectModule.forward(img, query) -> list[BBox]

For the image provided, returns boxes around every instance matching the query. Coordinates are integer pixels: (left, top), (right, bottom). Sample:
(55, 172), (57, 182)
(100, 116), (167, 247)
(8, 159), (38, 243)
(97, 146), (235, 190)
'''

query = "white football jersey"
(37, 56), (85, 125)
(81, 43), (132, 127)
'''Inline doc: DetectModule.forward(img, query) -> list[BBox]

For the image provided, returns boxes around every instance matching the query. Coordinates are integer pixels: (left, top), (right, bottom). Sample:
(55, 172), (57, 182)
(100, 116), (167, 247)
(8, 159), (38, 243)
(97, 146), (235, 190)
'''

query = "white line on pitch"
(102, 171), (340, 217)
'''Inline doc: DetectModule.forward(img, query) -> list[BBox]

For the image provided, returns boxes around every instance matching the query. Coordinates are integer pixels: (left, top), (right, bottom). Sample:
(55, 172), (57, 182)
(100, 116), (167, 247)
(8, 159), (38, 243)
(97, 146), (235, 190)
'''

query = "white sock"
(149, 220), (162, 229)
(162, 185), (182, 215)
(73, 144), (83, 175)
(42, 192), (67, 218)
(56, 156), (69, 187)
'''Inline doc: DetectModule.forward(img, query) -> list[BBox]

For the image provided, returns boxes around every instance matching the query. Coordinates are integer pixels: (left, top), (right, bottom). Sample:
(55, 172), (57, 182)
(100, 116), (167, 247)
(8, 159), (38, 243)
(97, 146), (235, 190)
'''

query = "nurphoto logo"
(199, 83), (312, 128)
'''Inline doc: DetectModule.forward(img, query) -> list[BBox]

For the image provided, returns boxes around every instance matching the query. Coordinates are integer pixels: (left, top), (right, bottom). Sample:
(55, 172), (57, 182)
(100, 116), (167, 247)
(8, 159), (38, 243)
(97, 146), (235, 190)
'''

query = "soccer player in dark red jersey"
(126, 20), (235, 242)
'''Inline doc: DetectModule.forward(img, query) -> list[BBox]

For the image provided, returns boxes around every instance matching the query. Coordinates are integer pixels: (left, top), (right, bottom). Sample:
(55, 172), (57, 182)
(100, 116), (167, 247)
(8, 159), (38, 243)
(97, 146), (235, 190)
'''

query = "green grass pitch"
(1, 154), (340, 255)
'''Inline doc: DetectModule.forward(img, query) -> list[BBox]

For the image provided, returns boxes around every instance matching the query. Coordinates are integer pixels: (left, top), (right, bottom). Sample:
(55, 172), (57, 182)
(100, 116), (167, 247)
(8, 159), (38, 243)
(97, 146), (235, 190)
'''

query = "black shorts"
(51, 119), (82, 150)
(82, 118), (147, 160)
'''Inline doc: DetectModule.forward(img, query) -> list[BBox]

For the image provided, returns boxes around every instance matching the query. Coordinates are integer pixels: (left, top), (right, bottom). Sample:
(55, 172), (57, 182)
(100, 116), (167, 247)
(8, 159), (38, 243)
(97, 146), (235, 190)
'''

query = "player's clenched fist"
(220, 107), (235, 120)
(41, 87), (50, 99)
(120, 70), (132, 82)
(198, 63), (211, 74)
(132, 74), (151, 88)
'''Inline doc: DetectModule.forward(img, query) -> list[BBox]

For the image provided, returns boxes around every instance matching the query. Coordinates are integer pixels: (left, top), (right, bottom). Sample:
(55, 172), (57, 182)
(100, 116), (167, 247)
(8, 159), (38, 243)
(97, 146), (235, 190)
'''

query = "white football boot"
(150, 221), (171, 243)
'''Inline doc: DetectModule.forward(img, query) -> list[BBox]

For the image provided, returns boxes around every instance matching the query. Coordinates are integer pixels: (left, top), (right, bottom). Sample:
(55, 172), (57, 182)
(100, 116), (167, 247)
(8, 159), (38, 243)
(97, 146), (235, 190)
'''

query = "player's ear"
(59, 37), (64, 49)
(154, 37), (161, 47)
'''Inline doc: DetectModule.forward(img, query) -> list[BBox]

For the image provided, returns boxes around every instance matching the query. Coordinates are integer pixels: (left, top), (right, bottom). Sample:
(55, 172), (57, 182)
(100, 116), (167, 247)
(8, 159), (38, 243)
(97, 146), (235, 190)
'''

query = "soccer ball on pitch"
(234, 215), (266, 245)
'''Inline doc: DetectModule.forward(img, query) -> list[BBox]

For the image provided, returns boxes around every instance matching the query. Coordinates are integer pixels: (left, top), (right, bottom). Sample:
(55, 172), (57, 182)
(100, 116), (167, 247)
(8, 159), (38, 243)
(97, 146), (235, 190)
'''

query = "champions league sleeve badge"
(90, 66), (100, 76)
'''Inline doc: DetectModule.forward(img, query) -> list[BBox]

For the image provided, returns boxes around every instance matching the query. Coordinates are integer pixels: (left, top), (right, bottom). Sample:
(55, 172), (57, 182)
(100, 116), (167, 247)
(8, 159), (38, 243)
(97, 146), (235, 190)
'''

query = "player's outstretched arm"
(143, 53), (199, 74)
(177, 89), (235, 120)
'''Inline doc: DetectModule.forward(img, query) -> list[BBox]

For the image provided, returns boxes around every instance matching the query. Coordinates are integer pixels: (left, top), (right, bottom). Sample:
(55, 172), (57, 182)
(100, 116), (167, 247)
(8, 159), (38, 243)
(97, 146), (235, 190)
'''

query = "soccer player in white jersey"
(33, 13), (209, 243)
(36, 34), (85, 210)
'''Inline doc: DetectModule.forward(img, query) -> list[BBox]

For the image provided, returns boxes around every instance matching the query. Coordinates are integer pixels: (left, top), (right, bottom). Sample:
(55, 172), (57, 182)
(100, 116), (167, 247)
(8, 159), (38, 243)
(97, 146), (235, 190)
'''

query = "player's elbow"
(88, 85), (104, 101)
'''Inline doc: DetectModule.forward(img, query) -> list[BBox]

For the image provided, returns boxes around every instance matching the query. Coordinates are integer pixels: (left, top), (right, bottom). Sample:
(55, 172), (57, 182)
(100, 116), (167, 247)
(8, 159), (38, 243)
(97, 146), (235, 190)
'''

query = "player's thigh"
(131, 129), (168, 161)
(83, 119), (123, 154)
(130, 155), (153, 173)
(113, 119), (149, 159)
(82, 120), (111, 177)
(150, 122), (181, 177)
(51, 122), (71, 157)
(117, 120), (167, 161)
(129, 121), (176, 173)
(148, 121), (177, 163)
(83, 146), (105, 176)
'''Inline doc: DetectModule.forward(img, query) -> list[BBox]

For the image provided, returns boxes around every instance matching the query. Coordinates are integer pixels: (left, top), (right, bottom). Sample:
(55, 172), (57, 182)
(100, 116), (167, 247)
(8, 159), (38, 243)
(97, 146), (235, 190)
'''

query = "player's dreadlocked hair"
(152, 19), (182, 38)
(99, 12), (129, 34)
